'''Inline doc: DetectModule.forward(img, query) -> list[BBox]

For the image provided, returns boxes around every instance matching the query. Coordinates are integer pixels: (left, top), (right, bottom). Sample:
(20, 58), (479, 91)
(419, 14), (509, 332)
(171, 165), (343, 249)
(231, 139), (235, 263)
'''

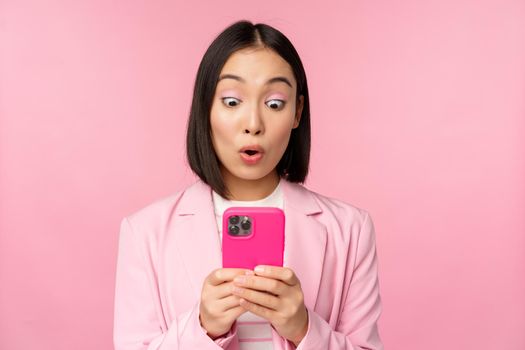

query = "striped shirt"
(211, 180), (283, 350)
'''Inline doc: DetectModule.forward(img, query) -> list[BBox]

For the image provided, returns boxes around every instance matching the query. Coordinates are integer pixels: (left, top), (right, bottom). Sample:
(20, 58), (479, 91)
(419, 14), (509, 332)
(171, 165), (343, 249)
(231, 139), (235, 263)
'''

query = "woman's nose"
(243, 104), (264, 135)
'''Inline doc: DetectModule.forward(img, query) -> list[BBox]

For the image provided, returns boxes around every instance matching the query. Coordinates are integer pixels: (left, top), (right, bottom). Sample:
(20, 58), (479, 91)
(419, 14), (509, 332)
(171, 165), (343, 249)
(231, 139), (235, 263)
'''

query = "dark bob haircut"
(186, 19), (311, 199)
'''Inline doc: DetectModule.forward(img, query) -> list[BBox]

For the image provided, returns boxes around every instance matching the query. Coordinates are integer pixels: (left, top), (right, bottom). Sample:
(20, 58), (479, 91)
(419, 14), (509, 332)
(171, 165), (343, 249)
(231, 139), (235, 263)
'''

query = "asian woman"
(113, 19), (384, 350)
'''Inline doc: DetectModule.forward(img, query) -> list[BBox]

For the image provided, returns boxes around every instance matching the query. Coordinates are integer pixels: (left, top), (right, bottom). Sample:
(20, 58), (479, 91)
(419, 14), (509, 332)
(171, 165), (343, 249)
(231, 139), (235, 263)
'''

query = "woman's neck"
(221, 169), (280, 201)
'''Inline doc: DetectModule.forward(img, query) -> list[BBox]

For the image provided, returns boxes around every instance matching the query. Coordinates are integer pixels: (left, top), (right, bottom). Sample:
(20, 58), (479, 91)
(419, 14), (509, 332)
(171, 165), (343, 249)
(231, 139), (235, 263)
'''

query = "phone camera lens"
(228, 225), (239, 235)
(240, 218), (251, 230)
(229, 215), (240, 225)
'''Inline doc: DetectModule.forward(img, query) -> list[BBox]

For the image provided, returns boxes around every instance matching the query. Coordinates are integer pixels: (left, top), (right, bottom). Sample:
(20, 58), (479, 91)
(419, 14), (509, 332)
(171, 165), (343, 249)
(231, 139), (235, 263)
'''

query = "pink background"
(1, 0), (524, 349)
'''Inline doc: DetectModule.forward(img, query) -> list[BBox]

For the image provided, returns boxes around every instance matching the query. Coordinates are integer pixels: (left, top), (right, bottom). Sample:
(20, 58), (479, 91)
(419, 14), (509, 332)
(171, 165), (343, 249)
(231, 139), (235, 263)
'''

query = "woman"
(113, 20), (384, 350)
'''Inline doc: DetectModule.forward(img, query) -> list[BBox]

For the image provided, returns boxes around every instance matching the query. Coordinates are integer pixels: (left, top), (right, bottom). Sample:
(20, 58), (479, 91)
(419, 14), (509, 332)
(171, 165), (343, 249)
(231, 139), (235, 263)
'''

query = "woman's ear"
(293, 95), (304, 129)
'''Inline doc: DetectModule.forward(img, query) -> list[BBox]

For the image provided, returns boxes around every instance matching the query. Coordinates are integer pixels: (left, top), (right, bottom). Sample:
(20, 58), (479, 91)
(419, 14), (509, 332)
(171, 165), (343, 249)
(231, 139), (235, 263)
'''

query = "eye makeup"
(219, 89), (241, 99)
(217, 86), (290, 104)
(267, 92), (288, 101)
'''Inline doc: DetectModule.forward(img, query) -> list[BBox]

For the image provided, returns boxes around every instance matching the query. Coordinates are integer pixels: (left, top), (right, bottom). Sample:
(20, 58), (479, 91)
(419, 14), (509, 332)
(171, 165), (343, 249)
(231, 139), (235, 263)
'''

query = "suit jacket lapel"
(174, 178), (327, 313)
(280, 179), (327, 312)
(174, 179), (223, 299)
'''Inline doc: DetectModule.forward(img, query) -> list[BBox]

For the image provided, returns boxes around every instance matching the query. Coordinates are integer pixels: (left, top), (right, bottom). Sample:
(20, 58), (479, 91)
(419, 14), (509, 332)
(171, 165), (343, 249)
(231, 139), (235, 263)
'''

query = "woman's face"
(209, 46), (304, 184)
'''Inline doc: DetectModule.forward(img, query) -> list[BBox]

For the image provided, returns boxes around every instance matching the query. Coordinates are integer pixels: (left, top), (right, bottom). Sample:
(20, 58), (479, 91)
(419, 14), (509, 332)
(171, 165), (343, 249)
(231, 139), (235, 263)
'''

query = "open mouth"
(240, 149), (263, 164)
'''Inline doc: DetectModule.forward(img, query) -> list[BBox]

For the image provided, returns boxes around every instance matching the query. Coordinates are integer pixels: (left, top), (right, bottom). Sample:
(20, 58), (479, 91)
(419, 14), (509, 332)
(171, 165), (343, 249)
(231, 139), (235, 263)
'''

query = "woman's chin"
(226, 168), (275, 182)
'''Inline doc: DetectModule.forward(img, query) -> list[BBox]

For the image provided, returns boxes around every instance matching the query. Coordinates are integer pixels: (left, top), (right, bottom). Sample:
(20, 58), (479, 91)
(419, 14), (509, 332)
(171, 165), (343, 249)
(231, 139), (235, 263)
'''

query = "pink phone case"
(222, 206), (285, 270)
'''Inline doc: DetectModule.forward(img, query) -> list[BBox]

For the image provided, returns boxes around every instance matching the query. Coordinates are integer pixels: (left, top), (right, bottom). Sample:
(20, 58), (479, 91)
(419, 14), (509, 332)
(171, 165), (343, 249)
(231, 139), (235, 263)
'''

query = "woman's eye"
(221, 97), (285, 110)
(222, 97), (241, 108)
(266, 99), (285, 111)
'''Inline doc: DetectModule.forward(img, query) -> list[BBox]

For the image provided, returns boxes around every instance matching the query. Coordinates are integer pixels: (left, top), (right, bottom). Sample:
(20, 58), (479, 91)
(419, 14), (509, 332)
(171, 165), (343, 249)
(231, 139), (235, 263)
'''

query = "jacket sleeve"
(294, 211), (384, 350)
(113, 217), (240, 349)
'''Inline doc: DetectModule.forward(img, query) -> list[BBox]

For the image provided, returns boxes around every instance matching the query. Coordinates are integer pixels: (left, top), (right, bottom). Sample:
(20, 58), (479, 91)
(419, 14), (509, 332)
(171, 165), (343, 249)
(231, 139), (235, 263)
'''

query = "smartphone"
(222, 206), (285, 270)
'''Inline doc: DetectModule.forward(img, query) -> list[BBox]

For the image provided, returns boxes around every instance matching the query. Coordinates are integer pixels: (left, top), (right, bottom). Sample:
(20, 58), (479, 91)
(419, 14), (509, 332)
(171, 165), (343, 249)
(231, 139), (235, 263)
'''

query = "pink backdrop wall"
(1, 0), (524, 349)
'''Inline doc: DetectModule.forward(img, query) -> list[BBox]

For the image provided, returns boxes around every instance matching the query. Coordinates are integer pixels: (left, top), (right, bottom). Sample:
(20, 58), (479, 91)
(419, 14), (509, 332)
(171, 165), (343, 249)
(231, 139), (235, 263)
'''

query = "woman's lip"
(240, 145), (264, 153)
(240, 151), (263, 165)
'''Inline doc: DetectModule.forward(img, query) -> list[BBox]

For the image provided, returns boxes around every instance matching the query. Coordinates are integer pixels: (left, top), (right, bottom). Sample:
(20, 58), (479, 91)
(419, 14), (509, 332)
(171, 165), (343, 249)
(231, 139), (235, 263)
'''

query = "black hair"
(185, 19), (311, 199)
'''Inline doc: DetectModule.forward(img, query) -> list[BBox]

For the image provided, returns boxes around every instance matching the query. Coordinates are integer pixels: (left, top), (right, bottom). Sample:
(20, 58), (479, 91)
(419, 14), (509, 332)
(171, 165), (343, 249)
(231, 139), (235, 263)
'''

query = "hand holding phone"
(199, 267), (249, 339)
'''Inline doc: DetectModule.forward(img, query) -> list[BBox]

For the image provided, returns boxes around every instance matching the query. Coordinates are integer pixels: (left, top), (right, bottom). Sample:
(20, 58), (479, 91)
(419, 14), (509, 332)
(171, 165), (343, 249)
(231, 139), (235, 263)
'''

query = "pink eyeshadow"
(268, 93), (288, 100)
(219, 90), (289, 100)
(219, 89), (240, 98)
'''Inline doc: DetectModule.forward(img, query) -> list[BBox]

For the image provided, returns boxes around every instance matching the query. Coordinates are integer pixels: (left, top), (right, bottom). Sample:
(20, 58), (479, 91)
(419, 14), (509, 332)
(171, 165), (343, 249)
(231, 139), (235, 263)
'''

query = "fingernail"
(245, 270), (255, 275)
(254, 266), (265, 273)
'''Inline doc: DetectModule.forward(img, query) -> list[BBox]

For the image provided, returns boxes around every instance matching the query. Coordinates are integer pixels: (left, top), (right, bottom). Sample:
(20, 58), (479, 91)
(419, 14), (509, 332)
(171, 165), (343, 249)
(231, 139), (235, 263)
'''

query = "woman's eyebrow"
(218, 74), (292, 88)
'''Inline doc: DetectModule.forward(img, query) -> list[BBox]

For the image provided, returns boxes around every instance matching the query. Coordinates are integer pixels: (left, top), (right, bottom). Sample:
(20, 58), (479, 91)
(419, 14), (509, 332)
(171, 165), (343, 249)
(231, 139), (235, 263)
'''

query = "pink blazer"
(113, 178), (384, 350)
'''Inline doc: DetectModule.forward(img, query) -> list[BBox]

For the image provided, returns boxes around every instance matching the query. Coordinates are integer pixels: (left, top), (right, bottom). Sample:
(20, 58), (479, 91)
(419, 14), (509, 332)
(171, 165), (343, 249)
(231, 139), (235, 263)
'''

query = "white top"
(211, 179), (283, 350)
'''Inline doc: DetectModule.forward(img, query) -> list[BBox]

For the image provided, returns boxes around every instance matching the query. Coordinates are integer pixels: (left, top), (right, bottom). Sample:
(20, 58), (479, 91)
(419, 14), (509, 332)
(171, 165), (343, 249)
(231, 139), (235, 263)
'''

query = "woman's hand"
(231, 265), (309, 346)
(199, 268), (251, 339)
